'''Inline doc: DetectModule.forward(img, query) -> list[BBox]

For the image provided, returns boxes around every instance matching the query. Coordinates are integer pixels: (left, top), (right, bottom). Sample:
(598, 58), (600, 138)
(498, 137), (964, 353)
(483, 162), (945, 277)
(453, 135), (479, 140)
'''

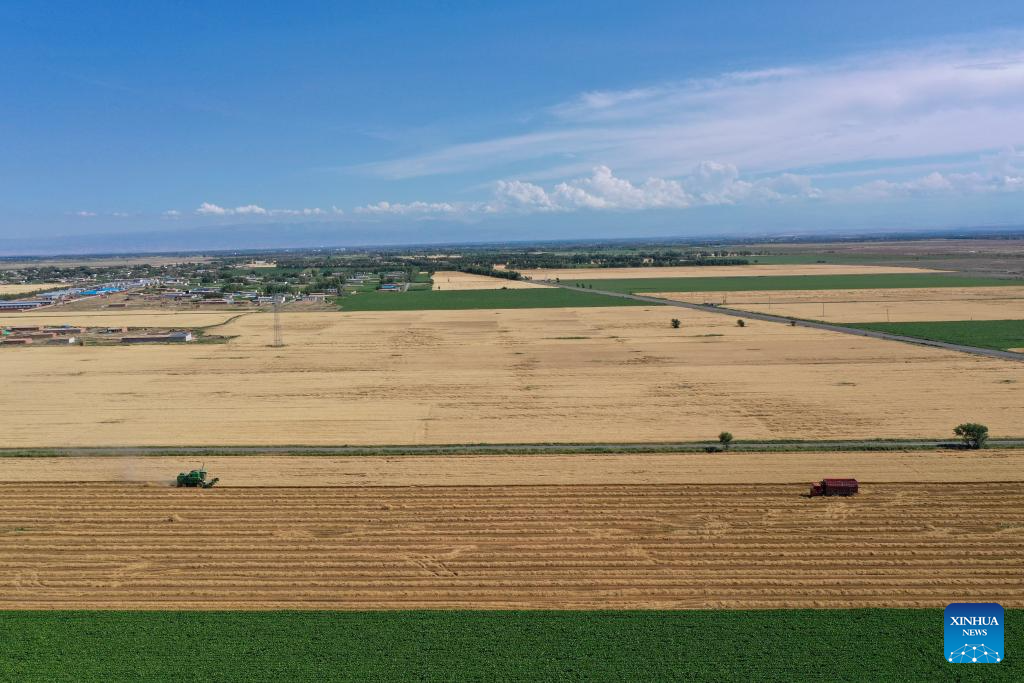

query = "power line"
(272, 295), (284, 347)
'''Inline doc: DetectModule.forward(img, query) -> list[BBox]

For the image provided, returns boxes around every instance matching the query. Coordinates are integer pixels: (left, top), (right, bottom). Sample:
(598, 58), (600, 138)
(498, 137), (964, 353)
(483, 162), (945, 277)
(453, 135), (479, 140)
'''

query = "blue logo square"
(945, 603), (1004, 663)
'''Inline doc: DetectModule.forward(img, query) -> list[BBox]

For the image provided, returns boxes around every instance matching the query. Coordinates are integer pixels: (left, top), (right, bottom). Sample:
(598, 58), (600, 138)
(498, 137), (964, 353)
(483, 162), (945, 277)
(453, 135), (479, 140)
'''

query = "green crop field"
(738, 254), (893, 265)
(0, 609), (1018, 681)
(847, 319), (1024, 352)
(335, 287), (653, 311)
(572, 273), (1022, 294)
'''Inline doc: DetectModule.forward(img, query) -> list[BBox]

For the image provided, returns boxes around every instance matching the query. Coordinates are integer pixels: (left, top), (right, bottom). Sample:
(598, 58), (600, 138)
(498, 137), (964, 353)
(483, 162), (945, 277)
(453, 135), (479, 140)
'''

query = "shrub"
(736, 319), (745, 328)
(671, 319), (681, 329)
(954, 423), (989, 449)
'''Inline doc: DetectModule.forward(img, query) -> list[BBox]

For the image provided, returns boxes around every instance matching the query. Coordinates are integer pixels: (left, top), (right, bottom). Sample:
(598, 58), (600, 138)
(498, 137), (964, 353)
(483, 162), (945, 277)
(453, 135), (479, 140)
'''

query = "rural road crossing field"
(545, 282), (1024, 363)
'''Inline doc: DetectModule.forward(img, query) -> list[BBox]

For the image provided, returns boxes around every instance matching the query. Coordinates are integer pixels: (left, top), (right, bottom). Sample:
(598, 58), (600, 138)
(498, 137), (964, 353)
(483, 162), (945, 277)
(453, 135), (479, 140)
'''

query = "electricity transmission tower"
(272, 295), (285, 347)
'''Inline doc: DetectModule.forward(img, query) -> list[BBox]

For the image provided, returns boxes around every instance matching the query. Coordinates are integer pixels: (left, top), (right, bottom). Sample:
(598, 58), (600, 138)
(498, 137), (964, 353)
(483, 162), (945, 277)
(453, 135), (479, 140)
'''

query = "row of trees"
(458, 264), (522, 280)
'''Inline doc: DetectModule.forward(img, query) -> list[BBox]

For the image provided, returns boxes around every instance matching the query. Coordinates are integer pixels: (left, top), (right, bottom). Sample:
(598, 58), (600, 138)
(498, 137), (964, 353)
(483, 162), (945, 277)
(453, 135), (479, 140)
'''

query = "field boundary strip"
(2, 438), (1024, 457)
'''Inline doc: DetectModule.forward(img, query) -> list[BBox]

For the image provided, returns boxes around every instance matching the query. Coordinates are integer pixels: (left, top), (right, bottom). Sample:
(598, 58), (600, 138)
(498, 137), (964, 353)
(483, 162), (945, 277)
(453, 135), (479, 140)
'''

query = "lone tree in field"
(671, 318), (681, 329)
(736, 319), (746, 327)
(718, 432), (734, 451)
(954, 423), (989, 449)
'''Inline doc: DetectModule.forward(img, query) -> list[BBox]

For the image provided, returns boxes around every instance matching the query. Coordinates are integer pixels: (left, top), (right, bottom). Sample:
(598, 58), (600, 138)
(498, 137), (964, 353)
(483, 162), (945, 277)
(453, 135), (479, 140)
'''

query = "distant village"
(0, 257), (421, 313)
(0, 254), (424, 347)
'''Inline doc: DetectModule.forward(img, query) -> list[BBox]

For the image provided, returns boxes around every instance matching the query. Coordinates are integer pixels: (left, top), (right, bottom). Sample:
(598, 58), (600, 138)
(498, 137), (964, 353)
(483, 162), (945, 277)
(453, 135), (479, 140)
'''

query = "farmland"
(848, 320), (1024, 352)
(0, 282), (64, 295)
(0, 309), (243, 328)
(517, 264), (947, 280)
(4, 450), (1023, 486)
(652, 286), (1024, 322)
(2, 609), (1021, 681)
(569, 272), (1021, 294)
(1, 307), (1023, 447)
(335, 287), (645, 310)
(431, 270), (542, 290)
(1, 478), (1021, 609)
(4, 246), (1024, 679)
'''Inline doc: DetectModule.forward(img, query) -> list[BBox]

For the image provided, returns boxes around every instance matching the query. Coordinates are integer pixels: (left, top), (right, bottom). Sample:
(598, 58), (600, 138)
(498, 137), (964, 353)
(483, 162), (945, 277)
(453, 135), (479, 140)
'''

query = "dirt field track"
(517, 264), (945, 280)
(1, 307), (1022, 447)
(3, 450), (1022, 486)
(651, 286), (1024, 323)
(1, 481), (1020, 609)
(431, 271), (541, 290)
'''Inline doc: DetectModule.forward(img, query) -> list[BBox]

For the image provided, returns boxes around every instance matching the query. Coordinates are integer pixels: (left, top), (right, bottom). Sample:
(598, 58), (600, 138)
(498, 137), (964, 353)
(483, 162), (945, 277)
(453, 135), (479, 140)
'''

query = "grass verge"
(0, 609), (1018, 681)
(1, 438), (1021, 457)
(846, 319), (1024, 352)
(573, 273), (1021, 294)
(335, 287), (654, 311)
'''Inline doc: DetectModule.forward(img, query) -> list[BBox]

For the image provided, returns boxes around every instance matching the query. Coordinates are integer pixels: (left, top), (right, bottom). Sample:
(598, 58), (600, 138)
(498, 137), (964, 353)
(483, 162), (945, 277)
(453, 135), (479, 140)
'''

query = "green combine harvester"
(176, 466), (219, 488)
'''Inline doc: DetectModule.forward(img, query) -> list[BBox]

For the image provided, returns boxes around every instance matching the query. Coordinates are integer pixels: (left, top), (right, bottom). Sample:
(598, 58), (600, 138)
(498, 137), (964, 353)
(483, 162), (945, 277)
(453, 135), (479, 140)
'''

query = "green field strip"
(335, 287), (655, 311)
(847, 319), (1024, 352)
(1, 609), (1018, 681)
(570, 273), (1022, 294)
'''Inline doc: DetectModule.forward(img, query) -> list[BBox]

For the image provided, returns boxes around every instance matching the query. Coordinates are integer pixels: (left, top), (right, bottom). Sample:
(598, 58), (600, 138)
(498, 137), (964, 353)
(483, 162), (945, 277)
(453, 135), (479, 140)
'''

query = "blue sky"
(3, 1), (1024, 250)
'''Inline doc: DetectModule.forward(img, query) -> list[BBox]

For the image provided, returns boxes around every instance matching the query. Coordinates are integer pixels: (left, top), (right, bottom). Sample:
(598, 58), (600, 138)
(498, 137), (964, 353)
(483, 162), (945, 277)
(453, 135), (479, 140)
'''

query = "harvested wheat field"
(0, 283), (64, 295)
(650, 286), (1024, 323)
(1, 307), (1022, 447)
(4, 450), (1024, 486)
(517, 264), (945, 280)
(431, 271), (542, 290)
(1, 481), (1021, 609)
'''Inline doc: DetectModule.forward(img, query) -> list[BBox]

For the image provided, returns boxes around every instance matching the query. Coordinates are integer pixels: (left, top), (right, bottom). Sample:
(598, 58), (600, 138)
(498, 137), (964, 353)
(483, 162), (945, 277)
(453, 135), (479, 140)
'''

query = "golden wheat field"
(1, 307), (1022, 447)
(1, 479), (1020, 609)
(4, 450), (1022, 486)
(0, 283), (65, 295)
(0, 256), (210, 269)
(431, 270), (542, 290)
(516, 264), (946, 280)
(650, 286), (1024, 322)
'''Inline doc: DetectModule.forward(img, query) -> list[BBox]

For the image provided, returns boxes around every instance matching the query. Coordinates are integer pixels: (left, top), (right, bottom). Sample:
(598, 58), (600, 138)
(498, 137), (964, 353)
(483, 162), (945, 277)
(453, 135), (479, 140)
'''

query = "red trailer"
(809, 478), (858, 497)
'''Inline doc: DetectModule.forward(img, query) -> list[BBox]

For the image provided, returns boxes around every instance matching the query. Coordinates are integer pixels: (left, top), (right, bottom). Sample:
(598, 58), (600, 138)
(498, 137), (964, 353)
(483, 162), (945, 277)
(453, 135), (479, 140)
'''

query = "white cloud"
(196, 202), (229, 216)
(269, 207), (326, 216)
(491, 164), (819, 213)
(354, 200), (458, 215)
(362, 35), (1024, 182)
(493, 179), (558, 211)
(843, 166), (1024, 201)
(162, 209), (182, 219)
(195, 202), (327, 217)
(74, 210), (97, 217)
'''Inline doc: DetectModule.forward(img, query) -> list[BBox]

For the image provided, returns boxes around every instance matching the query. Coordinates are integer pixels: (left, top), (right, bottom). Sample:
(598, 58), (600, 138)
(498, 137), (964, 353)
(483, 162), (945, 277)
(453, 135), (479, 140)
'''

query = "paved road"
(547, 282), (1024, 363)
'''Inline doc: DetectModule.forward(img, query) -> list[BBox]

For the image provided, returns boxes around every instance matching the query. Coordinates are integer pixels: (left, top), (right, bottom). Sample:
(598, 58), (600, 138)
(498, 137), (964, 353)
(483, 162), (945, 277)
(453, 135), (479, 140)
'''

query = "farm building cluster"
(0, 279), (159, 311)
